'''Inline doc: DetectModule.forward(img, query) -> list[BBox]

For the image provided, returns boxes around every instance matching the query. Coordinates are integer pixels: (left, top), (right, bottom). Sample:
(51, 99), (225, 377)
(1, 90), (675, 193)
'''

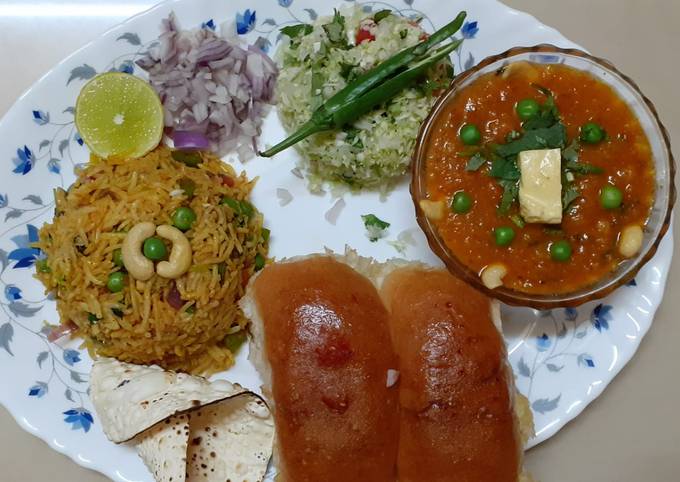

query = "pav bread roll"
(381, 266), (527, 482)
(242, 255), (399, 482)
(241, 251), (534, 481)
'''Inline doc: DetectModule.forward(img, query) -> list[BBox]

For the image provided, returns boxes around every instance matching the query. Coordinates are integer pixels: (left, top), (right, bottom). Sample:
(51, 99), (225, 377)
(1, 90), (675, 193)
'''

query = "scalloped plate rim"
(0, 0), (672, 480)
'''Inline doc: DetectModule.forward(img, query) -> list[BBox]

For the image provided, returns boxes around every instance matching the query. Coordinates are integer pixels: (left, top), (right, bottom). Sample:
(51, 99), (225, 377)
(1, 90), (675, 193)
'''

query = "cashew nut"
(121, 222), (155, 281)
(155, 224), (192, 279)
(618, 224), (644, 258)
(481, 263), (507, 290)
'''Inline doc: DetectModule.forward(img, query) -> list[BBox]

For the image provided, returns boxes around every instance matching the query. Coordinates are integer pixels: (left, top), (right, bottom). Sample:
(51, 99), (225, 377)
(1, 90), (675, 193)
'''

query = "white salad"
(275, 7), (453, 191)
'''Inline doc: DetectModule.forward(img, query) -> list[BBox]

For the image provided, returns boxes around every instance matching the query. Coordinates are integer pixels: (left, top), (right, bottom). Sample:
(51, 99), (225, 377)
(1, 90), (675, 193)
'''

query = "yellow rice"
(35, 146), (267, 374)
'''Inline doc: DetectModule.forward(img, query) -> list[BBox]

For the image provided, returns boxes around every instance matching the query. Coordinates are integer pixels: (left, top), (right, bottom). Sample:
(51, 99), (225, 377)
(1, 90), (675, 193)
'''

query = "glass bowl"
(411, 45), (675, 308)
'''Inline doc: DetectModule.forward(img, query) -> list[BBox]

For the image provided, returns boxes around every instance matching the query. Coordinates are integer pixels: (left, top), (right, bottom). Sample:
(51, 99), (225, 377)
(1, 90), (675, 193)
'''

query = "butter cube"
(518, 149), (562, 224)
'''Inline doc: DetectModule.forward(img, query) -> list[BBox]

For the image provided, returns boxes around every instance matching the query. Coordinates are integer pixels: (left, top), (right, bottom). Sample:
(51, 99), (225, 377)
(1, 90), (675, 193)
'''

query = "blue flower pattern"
(591, 304), (613, 332)
(461, 20), (479, 39)
(32, 110), (50, 126)
(536, 333), (550, 352)
(201, 19), (216, 30)
(236, 9), (257, 34)
(29, 382), (48, 398)
(278, 0), (293, 7)
(12, 146), (34, 175)
(63, 408), (94, 433)
(578, 353), (595, 368)
(48, 158), (61, 174)
(63, 349), (81, 366)
(117, 61), (134, 75)
(564, 307), (578, 321)
(4, 285), (22, 301)
(512, 301), (619, 417)
(8, 224), (41, 269)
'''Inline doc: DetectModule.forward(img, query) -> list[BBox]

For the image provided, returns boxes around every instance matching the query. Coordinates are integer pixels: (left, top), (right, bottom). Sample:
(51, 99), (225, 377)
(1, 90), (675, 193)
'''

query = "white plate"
(0, 0), (672, 480)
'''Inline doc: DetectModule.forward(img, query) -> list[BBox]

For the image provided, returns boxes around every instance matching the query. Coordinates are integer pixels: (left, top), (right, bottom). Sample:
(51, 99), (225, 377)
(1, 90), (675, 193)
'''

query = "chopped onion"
(172, 130), (210, 150)
(227, 324), (242, 335)
(387, 239), (407, 255)
(136, 12), (278, 158)
(290, 167), (303, 179)
(276, 188), (293, 206)
(46, 321), (77, 342)
(166, 283), (184, 310)
(397, 228), (417, 246)
(325, 198), (346, 225)
(386, 369), (400, 388)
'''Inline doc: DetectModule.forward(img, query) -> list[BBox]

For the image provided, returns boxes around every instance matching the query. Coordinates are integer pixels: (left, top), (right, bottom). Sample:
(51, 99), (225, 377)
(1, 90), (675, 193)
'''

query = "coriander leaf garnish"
(495, 123), (567, 157)
(562, 137), (602, 181)
(374, 9), (392, 22)
(489, 157), (520, 181)
(521, 84), (560, 130)
(505, 130), (521, 142)
(362, 214), (390, 242)
(562, 185), (580, 211)
(489, 156), (521, 215)
(497, 179), (519, 215)
(399, 29), (408, 39)
(543, 227), (563, 236)
(339, 62), (360, 83)
(510, 214), (526, 228)
(280, 24), (314, 39)
(344, 126), (364, 149)
(310, 63), (325, 110)
(221, 197), (255, 218)
(564, 160), (604, 175)
(562, 138), (580, 162)
(465, 152), (487, 171)
(322, 10), (349, 48)
(419, 77), (451, 97)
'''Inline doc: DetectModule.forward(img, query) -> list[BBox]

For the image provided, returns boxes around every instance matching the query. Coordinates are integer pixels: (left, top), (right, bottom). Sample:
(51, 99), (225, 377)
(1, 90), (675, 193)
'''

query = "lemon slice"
(75, 72), (164, 159)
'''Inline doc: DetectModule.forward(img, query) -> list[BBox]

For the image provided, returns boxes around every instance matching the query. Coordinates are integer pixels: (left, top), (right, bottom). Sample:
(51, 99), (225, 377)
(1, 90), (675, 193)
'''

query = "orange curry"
(424, 62), (655, 294)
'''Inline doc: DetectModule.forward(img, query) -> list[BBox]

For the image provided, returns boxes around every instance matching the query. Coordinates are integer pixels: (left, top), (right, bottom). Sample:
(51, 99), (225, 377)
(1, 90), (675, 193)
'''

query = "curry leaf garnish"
(280, 24), (314, 39)
(465, 152), (487, 171)
(362, 214), (390, 242)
